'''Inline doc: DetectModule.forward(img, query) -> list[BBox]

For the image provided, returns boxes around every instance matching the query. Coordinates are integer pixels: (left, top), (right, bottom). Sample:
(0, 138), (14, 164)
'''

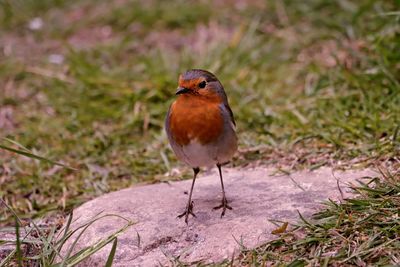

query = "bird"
(165, 69), (238, 224)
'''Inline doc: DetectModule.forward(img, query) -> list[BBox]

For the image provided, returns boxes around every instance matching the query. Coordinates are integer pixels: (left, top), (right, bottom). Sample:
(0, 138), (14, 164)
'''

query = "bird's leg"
(178, 167), (200, 224)
(213, 163), (232, 217)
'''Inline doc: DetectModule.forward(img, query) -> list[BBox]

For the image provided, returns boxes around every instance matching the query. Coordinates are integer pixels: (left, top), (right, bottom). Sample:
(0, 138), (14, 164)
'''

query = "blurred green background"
(0, 0), (399, 224)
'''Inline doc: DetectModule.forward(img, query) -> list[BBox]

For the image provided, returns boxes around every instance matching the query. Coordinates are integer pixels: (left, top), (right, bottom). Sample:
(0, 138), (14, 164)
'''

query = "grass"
(0, 206), (133, 266)
(0, 0), (399, 265)
(234, 168), (400, 266)
(0, 146), (133, 266)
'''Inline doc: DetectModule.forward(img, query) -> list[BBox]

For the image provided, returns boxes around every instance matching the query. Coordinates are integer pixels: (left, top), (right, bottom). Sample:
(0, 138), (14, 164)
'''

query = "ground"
(0, 0), (399, 265)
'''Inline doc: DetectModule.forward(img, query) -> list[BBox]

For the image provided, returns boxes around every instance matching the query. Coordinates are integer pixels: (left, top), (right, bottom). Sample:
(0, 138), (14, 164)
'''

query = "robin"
(165, 69), (238, 223)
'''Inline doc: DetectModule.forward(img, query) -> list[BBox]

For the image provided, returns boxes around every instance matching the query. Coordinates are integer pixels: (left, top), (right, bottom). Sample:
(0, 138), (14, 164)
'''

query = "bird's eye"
(199, 81), (207, 89)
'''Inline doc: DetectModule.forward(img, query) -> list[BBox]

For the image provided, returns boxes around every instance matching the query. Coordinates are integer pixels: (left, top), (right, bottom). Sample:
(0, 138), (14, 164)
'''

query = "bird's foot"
(177, 201), (196, 224)
(213, 197), (232, 218)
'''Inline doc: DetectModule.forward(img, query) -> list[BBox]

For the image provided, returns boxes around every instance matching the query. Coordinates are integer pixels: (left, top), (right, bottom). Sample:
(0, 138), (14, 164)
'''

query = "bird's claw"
(177, 201), (196, 224)
(213, 197), (232, 218)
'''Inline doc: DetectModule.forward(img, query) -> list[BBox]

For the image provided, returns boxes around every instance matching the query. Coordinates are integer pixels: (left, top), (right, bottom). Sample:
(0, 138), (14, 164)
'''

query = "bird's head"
(175, 69), (227, 101)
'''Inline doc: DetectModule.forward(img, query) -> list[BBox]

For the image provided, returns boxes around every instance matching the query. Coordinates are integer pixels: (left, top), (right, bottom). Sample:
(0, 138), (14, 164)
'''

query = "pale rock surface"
(63, 167), (375, 266)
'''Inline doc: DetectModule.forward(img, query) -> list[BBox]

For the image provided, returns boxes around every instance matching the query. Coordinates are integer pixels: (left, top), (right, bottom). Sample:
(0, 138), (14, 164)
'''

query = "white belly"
(175, 134), (237, 168)
(180, 141), (217, 167)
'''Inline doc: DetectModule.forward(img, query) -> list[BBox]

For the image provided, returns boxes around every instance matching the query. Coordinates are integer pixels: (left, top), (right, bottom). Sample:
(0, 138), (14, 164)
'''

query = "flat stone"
(62, 167), (375, 266)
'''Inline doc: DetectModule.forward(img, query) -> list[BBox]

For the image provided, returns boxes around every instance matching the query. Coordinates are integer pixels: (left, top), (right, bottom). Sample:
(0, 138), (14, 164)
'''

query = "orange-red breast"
(165, 69), (237, 223)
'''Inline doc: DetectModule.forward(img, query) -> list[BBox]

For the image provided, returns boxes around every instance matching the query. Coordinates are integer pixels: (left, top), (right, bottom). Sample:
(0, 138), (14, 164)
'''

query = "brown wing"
(224, 103), (236, 127)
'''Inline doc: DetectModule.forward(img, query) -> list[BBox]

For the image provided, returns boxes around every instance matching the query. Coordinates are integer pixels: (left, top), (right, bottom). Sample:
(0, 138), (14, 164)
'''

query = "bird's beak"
(176, 87), (190, 95)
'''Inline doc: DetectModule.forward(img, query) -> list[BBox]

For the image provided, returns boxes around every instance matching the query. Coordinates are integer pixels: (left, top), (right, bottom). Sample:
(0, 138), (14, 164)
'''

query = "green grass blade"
(287, 259), (307, 267)
(2, 137), (30, 152)
(15, 218), (22, 267)
(105, 238), (118, 267)
(0, 144), (77, 171)
(50, 211), (74, 263)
